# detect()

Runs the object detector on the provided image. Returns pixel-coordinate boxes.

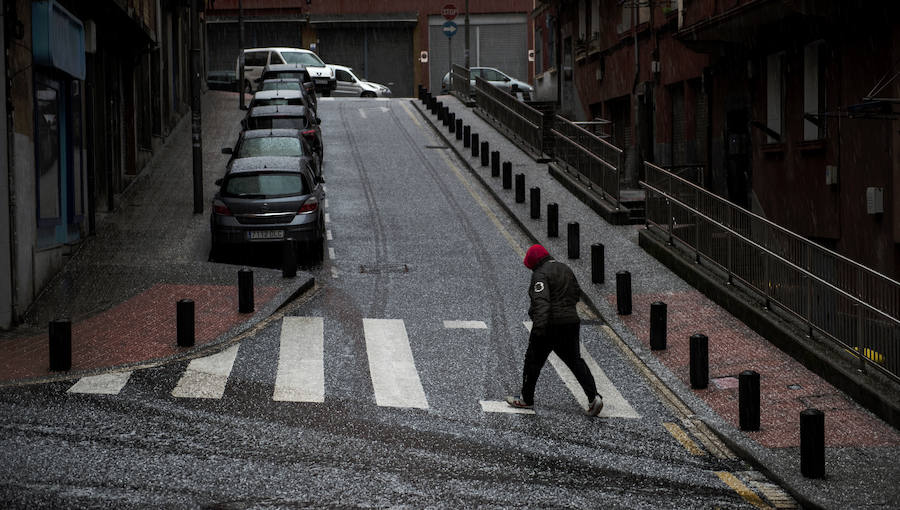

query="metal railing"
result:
[473,76,545,156]
[641,161,900,381]
[449,64,471,99]
[552,116,624,208]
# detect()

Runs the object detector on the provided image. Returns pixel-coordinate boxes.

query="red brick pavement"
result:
[0,284,278,383]
[610,290,900,448]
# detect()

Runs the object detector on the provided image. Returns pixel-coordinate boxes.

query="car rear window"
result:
[237,137,304,158]
[263,71,311,82]
[261,81,301,91]
[251,97,304,107]
[281,52,325,66]
[246,117,308,130]
[224,172,308,197]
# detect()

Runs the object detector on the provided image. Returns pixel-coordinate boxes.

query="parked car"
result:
[328,64,392,98]
[210,156,325,263]
[441,67,533,100]
[249,88,317,117]
[221,128,322,183]
[242,105,323,162]
[236,47,336,94]
[258,78,317,113]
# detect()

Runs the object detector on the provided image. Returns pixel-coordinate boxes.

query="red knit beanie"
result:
[524,244,550,269]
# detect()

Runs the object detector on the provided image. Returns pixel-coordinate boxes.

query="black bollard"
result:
[48,318,72,372]
[515,174,525,202]
[455,118,463,139]
[800,409,825,478]
[481,142,490,166]
[739,370,760,431]
[591,243,605,284]
[689,333,709,389]
[530,187,540,219]
[448,113,456,132]
[502,161,512,189]
[238,268,254,313]
[616,271,632,315]
[442,106,449,125]
[649,301,667,350]
[567,222,580,259]
[491,151,500,177]
[177,299,195,347]
[282,240,297,278]
[547,203,559,237]
[463,125,471,147]
[471,133,479,157]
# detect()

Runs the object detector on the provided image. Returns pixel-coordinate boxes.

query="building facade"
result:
[205,0,534,98]
[533,0,900,279]
[1,0,202,329]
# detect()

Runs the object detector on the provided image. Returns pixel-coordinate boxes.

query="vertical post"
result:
[502,162,512,189]
[471,133,479,157]
[800,409,825,478]
[282,240,297,278]
[547,203,559,237]
[616,271,632,315]
[515,174,525,202]
[455,118,463,139]
[481,142,489,166]
[464,125,471,147]
[190,0,203,214]
[464,0,470,69]
[567,222,580,259]
[48,319,72,372]
[690,333,709,389]
[530,187,540,219]
[591,243,605,284]
[649,301,667,350]
[739,370,760,431]
[238,0,245,109]
[491,151,500,177]
[177,299,195,347]
[238,268,254,313]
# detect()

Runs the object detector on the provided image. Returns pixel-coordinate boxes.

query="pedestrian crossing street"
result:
[66,317,640,418]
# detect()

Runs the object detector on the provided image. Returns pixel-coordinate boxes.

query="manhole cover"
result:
[359,263,409,274]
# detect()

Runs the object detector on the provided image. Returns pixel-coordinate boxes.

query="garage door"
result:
[427,14,528,94]
[206,20,305,80]
[317,27,415,98]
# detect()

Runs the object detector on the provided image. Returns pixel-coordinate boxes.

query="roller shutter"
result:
[206,20,305,79]
[317,27,414,97]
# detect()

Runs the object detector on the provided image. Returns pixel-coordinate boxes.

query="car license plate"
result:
[315,78,328,84]
[248,230,283,240]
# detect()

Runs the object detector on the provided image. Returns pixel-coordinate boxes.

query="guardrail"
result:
[449,64,471,101]
[552,116,624,209]
[473,76,547,158]
[641,161,900,381]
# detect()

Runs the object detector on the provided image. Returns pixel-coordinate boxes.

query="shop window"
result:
[35,76,61,223]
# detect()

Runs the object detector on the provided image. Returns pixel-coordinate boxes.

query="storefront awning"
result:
[32,0,85,80]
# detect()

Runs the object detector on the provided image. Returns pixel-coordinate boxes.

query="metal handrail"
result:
[473,76,544,154]
[552,115,623,208]
[450,64,470,99]
[641,161,900,381]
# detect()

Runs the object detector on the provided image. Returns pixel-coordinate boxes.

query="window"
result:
[535,29,543,74]
[238,137,304,158]
[803,41,826,141]
[579,1,587,40]
[224,172,308,197]
[620,1,650,32]
[244,51,267,67]
[766,52,784,143]
[336,70,354,82]
[281,51,325,66]
[591,0,601,39]
[36,77,61,222]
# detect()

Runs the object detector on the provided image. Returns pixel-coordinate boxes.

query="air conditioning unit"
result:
[866,187,884,214]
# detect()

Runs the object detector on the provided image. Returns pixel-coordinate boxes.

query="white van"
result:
[236,47,336,95]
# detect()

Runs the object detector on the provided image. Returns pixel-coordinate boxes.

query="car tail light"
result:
[298,196,318,214]
[213,200,232,216]
[301,129,317,138]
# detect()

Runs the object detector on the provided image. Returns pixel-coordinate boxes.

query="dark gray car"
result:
[222,128,323,182]
[242,105,324,162]
[210,156,325,262]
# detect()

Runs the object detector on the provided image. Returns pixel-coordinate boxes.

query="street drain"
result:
[359,263,410,274]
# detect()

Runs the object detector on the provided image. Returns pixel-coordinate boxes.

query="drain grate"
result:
[359,263,410,274]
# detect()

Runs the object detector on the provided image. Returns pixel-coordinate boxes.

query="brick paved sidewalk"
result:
[415,94,900,509]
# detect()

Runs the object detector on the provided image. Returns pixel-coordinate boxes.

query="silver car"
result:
[441,67,533,99]
[329,65,392,97]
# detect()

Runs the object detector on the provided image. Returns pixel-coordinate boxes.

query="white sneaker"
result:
[586,395,604,416]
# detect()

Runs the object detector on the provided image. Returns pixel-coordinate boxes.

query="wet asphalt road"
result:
[0,96,772,508]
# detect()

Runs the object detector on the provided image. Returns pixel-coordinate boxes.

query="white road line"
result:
[480,400,535,414]
[523,321,639,418]
[328,247,335,260]
[326,230,333,241]
[324,213,331,223]
[273,317,325,402]
[172,344,240,399]
[331,267,339,279]
[67,371,132,395]
[443,320,488,329]
[363,318,429,409]
[358,108,368,119]
[319,97,335,101]
[323,199,329,209]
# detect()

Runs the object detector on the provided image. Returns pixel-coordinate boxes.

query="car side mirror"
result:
[317,176,325,184]
[215,178,223,186]
[240,104,248,111]
[316,117,321,125]
[221,147,233,154]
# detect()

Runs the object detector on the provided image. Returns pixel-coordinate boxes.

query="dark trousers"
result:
[521,322,598,405]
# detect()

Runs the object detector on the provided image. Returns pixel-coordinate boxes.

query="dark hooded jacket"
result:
[528,255,581,332]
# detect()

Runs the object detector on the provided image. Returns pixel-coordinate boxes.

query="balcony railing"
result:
[641,161,900,382]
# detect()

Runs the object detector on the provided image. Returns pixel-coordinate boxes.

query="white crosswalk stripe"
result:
[68,371,132,395]
[172,344,240,399]
[363,318,429,409]
[522,321,639,418]
[274,317,325,402]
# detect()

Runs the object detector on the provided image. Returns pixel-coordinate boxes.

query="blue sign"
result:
[443,20,458,38]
